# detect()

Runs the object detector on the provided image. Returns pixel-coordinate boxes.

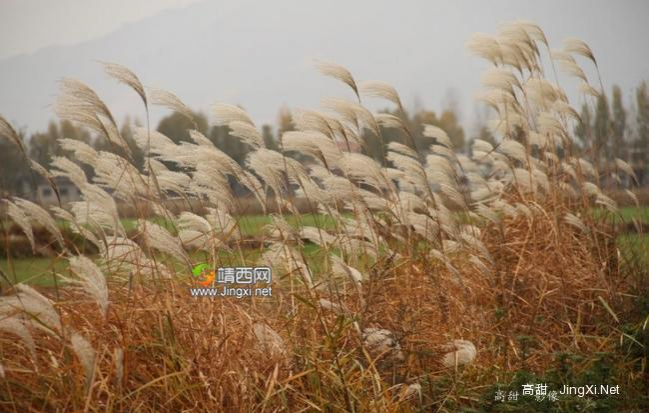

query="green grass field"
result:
[3,208,648,287]
[594,206,649,224]
[114,212,340,236]
[0,256,68,286]
[0,234,330,287]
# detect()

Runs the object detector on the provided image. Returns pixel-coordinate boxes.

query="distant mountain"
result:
[0,0,484,133]
[1,0,647,135]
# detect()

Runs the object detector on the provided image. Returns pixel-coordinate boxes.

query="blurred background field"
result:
[2,207,647,285]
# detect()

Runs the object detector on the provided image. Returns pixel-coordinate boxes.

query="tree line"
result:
[1,80,648,198]
[575,82,649,184]
[0,103,467,197]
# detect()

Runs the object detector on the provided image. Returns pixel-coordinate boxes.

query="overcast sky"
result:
[0,0,201,59]
[0,0,648,133]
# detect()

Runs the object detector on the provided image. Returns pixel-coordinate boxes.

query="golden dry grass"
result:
[0,20,647,413]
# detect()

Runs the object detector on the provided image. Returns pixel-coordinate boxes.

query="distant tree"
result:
[278,107,316,164]
[412,108,465,151]
[262,124,278,151]
[372,108,407,163]
[593,94,611,164]
[438,110,465,150]
[120,116,145,170]
[634,81,649,184]
[373,106,466,165]
[0,129,30,196]
[469,104,496,156]
[29,120,91,168]
[277,106,294,137]
[412,109,438,148]
[60,119,92,142]
[29,123,61,168]
[574,103,593,150]
[157,111,208,144]
[469,126,496,154]
[152,111,209,171]
[209,125,248,164]
[611,85,627,159]
[89,116,145,172]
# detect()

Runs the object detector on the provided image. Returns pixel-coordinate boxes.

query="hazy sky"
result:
[0,0,201,59]
[1,0,648,133]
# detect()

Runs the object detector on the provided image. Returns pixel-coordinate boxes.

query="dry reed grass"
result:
[0,20,645,412]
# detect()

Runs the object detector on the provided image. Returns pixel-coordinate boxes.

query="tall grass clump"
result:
[0,22,646,412]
